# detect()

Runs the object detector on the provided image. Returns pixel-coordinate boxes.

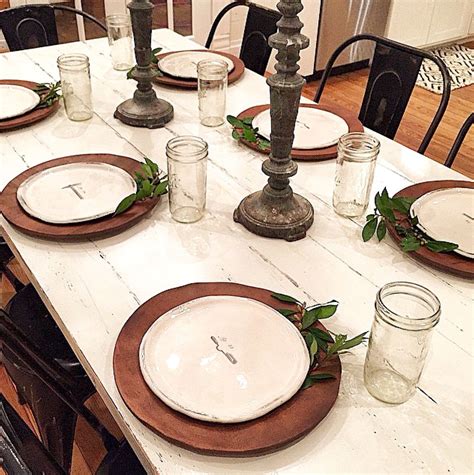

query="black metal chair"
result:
[0,285,119,473]
[95,440,146,475]
[0,4,106,52]
[0,395,145,474]
[0,238,24,294]
[445,113,473,168]
[205,0,281,76]
[314,34,451,154]
[0,394,65,474]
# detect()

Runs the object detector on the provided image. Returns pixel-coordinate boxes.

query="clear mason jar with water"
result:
[333,132,380,217]
[106,14,134,71]
[364,282,441,404]
[57,53,93,121]
[197,59,228,127]
[167,136,208,223]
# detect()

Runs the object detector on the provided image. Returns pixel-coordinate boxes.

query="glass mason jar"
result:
[364,282,441,404]
[333,132,380,217]
[197,59,228,127]
[106,14,134,71]
[57,53,93,121]
[166,136,208,223]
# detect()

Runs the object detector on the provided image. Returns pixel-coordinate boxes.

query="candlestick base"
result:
[114,96,173,129]
[234,186,314,242]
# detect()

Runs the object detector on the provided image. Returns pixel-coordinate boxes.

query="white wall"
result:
[104,0,128,16]
[469,0,474,34]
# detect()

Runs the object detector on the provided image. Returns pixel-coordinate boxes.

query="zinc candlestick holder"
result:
[233,0,314,242]
[114,0,173,129]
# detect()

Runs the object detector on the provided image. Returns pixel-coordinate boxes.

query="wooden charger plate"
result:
[114,282,341,457]
[153,50,245,89]
[236,103,364,161]
[387,180,474,279]
[0,80,60,132]
[0,154,160,241]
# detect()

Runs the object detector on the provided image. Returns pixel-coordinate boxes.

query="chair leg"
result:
[16,386,27,406]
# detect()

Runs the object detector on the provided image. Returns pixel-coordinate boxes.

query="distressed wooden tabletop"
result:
[0,30,472,474]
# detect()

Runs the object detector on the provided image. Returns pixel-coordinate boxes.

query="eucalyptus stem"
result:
[271,292,368,390]
[114,157,168,216]
[362,188,458,253]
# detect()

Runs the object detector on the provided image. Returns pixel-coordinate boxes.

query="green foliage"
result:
[301,373,335,389]
[271,292,301,304]
[114,157,168,216]
[362,187,458,253]
[271,293,368,390]
[226,115,271,151]
[34,81,62,108]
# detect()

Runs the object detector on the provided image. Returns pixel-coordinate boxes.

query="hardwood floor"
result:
[302,47,473,179]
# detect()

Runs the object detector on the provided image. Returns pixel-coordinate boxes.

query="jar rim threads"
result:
[375,281,441,331]
[337,132,380,162]
[57,53,90,71]
[166,136,209,163]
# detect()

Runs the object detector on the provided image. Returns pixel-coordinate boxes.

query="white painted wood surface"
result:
[0,30,472,474]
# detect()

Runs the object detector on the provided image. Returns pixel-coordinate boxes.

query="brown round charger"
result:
[0,80,60,132]
[387,180,474,279]
[236,102,364,161]
[113,282,341,457]
[153,50,245,89]
[0,154,161,240]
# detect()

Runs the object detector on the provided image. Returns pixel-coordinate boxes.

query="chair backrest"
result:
[445,112,473,168]
[205,1,281,76]
[0,394,65,474]
[0,5,58,51]
[314,34,451,154]
[0,4,106,52]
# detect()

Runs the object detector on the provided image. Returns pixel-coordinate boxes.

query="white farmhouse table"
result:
[0,30,472,474]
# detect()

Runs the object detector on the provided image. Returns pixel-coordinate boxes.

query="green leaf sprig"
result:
[126,47,164,80]
[34,81,62,108]
[114,157,168,216]
[227,115,271,151]
[272,292,368,390]
[362,187,458,253]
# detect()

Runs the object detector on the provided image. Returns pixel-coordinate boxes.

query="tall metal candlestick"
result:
[234,0,314,241]
[114,0,173,128]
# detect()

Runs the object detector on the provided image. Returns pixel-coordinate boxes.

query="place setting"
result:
[152,49,245,89]
[0,153,166,240]
[0,79,61,132]
[227,102,364,161]
[358,179,474,279]
[114,281,366,456]
[385,181,473,278]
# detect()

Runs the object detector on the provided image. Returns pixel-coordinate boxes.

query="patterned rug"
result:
[416,44,474,94]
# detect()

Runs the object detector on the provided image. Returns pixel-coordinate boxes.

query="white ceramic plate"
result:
[252,107,349,150]
[0,85,40,120]
[410,187,474,258]
[157,51,235,79]
[17,162,137,224]
[139,295,310,423]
